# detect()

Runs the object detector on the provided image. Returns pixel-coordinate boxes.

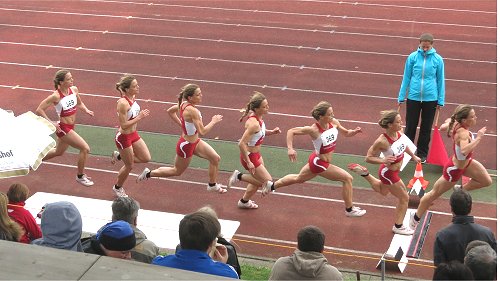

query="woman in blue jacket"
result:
[398,33,445,162]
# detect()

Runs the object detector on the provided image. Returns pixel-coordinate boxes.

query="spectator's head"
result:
[179,211,220,252]
[7,183,30,203]
[112,197,140,225]
[297,225,325,253]
[196,205,219,220]
[449,189,472,216]
[465,240,491,255]
[464,244,497,280]
[97,220,136,259]
[432,260,474,280]
[0,192,24,241]
[32,201,83,251]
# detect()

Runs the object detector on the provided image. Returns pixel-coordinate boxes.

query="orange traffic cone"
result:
[407,162,429,190]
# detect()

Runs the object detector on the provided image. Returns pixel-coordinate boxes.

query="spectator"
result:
[398,33,445,162]
[0,192,24,242]
[176,206,242,277]
[433,189,496,265]
[269,225,343,280]
[111,197,160,263]
[432,260,473,280]
[6,183,42,243]
[153,211,238,279]
[464,243,497,280]
[83,220,136,260]
[31,201,83,252]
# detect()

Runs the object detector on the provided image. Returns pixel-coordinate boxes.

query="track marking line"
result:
[43,161,497,221]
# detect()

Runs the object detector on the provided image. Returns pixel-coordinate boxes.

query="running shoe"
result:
[113,186,128,197]
[76,174,94,187]
[137,167,150,183]
[207,183,227,193]
[227,170,239,188]
[111,151,120,165]
[345,206,366,217]
[409,211,419,230]
[237,200,258,209]
[347,163,369,176]
[392,225,415,236]
[261,180,274,197]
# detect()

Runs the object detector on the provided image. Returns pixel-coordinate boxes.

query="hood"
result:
[291,250,329,278]
[32,201,83,252]
[417,46,436,56]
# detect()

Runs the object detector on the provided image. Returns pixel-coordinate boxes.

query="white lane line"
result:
[0,7,496,35]
[0,61,496,109]
[297,0,495,14]
[43,161,497,221]
[0,24,494,64]
[1,41,495,84]
[77,0,496,29]
[6,82,499,136]
[0,78,497,114]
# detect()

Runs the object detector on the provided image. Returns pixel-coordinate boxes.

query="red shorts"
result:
[176,137,200,158]
[115,131,141,150]
[308,152,329,174]
[378,165,401,185]
[56,122,75,138]
[443,157,472,182]
[240,152,262,171]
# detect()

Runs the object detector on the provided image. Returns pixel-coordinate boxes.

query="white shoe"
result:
[111,151,120,165]
[113,186,128,197]
[237,199,258,209]
[409,211,419,230]
[76,174,94,186]
[207,183,227,194]
[392,225,415,235]
[137,167,150,183]
[227,170,239,188]
[345,206,366,217]
[261,180,274,197]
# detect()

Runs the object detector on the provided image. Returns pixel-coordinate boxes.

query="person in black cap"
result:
[82,220,136,260]
[397,32,445,163]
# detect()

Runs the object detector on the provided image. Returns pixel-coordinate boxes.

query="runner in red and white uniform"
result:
[262,101,366,217]
[226,92,281,209]
[36,69,95,187]
[111,75,151,197]
[348,110,420,235]
[136,84,226,193]
[409,104,491,230]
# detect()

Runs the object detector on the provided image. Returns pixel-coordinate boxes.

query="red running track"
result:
[0,1,497,279]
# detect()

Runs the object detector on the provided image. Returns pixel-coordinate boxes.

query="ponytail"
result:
[239,92,266,122]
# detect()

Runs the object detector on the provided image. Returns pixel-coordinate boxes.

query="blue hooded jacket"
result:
[398,47,445,106]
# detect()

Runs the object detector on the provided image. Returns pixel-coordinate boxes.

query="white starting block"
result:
[376,210,414,273]
[25,192,240,250]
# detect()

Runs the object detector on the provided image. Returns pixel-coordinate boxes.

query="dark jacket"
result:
[433,215,496,265]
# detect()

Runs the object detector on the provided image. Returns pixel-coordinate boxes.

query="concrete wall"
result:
[0,240,231,280]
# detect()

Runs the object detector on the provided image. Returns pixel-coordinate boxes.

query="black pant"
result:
[404,99,438,158]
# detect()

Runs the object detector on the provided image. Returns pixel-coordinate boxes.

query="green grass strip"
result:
[71,125,497,204]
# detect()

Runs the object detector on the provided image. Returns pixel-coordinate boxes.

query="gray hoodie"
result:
[269,250,343,280]
[31,201,83,252]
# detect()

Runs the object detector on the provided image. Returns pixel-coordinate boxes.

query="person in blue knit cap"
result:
[82,220,136,260]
